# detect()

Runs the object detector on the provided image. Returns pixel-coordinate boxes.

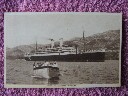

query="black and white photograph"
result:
[4,12,122,88]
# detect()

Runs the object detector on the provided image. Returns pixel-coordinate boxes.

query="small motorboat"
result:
[32,61,60,79]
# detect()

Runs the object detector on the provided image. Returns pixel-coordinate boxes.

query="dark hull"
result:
[25,52,105,62]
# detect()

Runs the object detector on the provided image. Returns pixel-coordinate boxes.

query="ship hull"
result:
[33,66,59,79]
[25,52,105,62]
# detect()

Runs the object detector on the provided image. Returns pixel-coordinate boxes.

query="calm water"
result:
[6,59,119,85]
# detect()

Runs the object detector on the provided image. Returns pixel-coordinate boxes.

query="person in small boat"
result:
[44,61,50,66]
[33,62,43,68]
[33,62,36,68]
[53,61,58,67]
[38,62,42,67]
[35,62,41,67]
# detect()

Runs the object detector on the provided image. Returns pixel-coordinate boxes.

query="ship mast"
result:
[83,31,85,52]
[36,41,37,52]
[49,39,54,48]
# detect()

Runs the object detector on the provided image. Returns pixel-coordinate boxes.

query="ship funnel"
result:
[49,39,54,48]
[59,38,63,48]
[36,41,37,52]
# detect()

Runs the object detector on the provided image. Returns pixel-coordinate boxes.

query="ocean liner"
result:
[24,32,105,62]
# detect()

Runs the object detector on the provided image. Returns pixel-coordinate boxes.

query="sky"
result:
[5,13,121,48]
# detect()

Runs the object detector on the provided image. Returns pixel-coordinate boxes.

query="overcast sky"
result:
[5,13,121,48]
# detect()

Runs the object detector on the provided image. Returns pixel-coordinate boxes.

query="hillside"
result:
[65,30,120,51]
[6,30,120,60]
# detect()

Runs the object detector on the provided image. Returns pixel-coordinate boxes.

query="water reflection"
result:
[32,77,59,85]
[48,77,59,85]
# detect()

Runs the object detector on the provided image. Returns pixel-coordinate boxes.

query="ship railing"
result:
[83,49,106,53]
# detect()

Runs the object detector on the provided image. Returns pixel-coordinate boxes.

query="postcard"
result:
[4,12,122,88]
